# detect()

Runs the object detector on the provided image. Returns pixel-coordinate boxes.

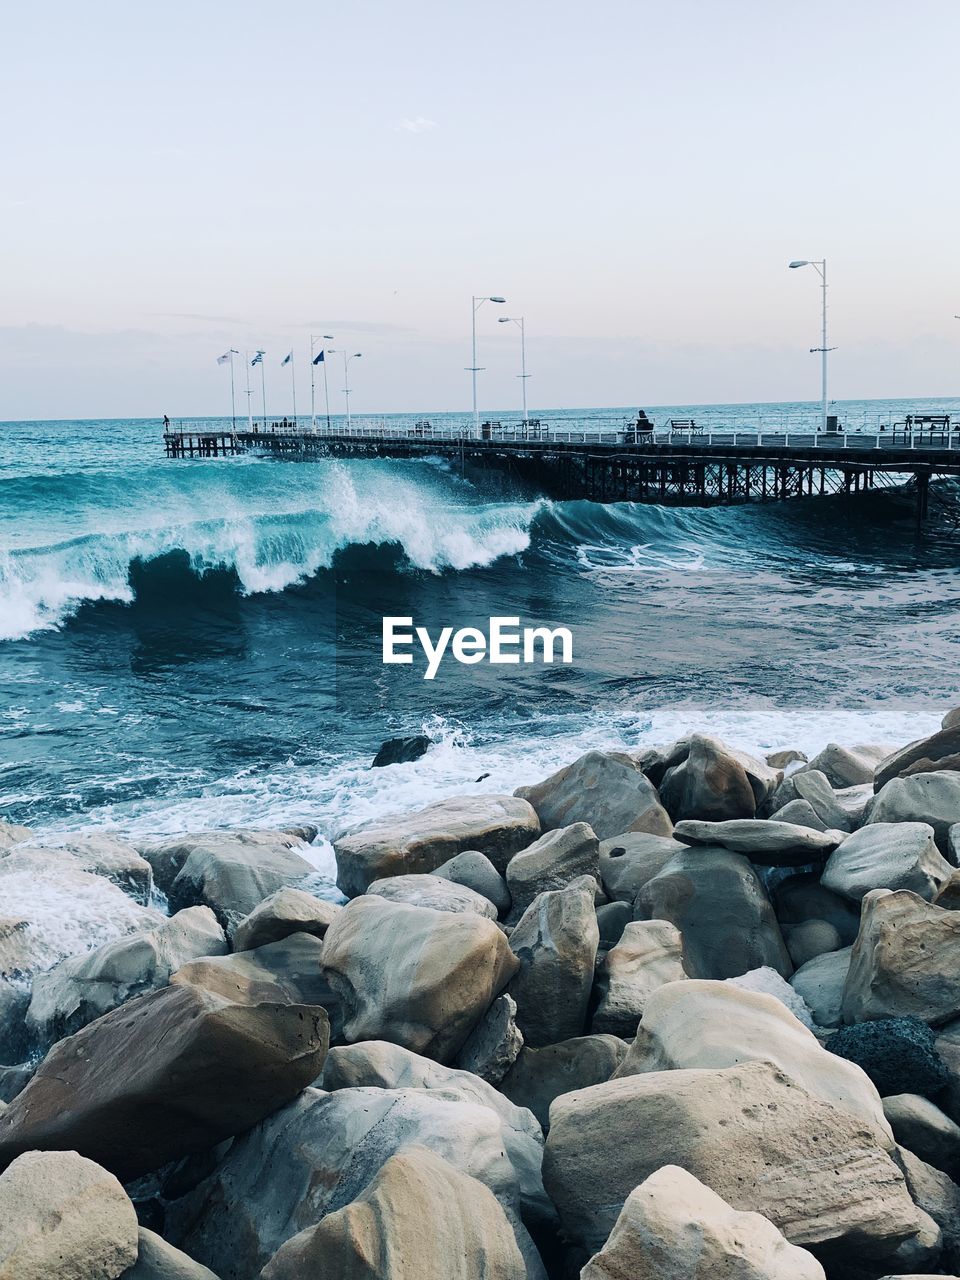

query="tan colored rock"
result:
[52,832,154,904]
[591,920,686,1037]
[842,890,960,1026]
[806,742,890,788]
[542,1060,924,1260]
[580,1164,825,1279]
[171,932,333,1011]
[766,749,808,771]
[123,1227,221,1278]
[659,735,778,823]
[0,1149,138,1280]
[515,751,671,842]
[865,772,960,853]
[875,726,960,790]
[334,795,540,897]
[321,895,518,1061]
[822,823,952,903]
[499,1035,628,1131]
[673,817,840,865]
[505,822,599,921]
[260,1146,531,1280]
[365,871,497,917]
[232,887,339,951]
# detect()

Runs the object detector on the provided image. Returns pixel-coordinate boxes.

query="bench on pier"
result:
[670,419,700,433]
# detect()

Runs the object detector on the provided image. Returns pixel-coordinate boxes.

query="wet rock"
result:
[0,1062,34,1104]
[51,832,155,905]
[636,846,792,979]
[504,822,599,922]
[785,919,842,968]
[0,981,329,1181]
[123,1227,221,1278]
[865,772,960,854]
[805,742,891,789]
[507,879,599,1048]
[515,751,672,841]
[0,1149,138,1280]
[673,817,841,865]
[434,850,511,916]
[580,1163,826,1280]
[883,1093,960,1174]
[365,871,498,917]
[659,734,779,823]
[766,748,809,771]
[790,946,852,1028]
[822,822,952,903]
[875,726,960,790]
[455,993,523,1084]
[171,932,333,1012]
[499,1034,628,1131]
[591,919,686,1037]
[826,1016,950,1098]
[232,887,339,951]
[321,895,518,1061]
[598,832,685,903]
[334,795,540,897]
[371,733,431,767]
[259,1146,531,1280]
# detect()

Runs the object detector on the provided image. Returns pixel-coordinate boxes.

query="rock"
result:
[790,946,852,1029]
[591,920,686,1037]
[0,1062,33,1103]
[53,833,154,904]
[883,1093,960,1174]
[595,900,631,946]
[515,750,672,841]
[504,822,599,921]
[659,734,779,823]
[123,1227,221,1278]
[0,981,329,1181]
[822,823,952,903]
[875,726,960,790]
[165,1086,543,1280]
[615,980,890,1139]
[320,1039,548,1224]
[25,906,227,1044]
[673,817,840,865]
[767,748,809,771]
[0,820,31,851]
[826,1017,950,1098]
[767,770,858,832]
[259,1146,530,1280]
[143,830,317,936]
[365,871,497,917]
[769,798,832,832]
[0,977,30,1062]
[636,847,792,979]
[895,1145,960,1260]
[786,919,842,967]
[772,871,861,944]
[598,832,686,902]
[434,850,511,916]
[499,1035,628,1131]
[371,733,431,767]
[865,772,960,854]
[542,1060,924,1261]
[580,1163,826,1280]
[455,993,523,1084]
[726,966,817,1029]
[232,888,339,951]
[842,890,960,1025]
[805,742,891,789]
[334,795,540,897]
[935,869,960,909]
[507,879,599,1048]
[321,895,518,1061]
[171,932,334,1013]
[0,1149,138,1280]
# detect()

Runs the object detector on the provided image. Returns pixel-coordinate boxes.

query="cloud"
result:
[300,320,416,336]
[155,312,253,325]
[392,116,438,134]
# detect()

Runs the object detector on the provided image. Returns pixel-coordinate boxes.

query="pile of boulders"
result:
[6,718,960,1277]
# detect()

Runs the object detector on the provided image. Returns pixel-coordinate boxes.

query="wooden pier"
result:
[163,421,960,524]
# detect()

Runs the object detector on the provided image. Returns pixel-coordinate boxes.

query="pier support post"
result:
[916,470,930,531]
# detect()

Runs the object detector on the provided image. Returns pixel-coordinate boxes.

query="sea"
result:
[3,397,960,896]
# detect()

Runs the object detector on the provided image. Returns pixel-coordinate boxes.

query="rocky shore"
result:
[6,717,960,1277]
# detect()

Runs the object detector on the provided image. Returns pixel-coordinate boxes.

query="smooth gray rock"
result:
[770,798,831,832]
[499,1034,628,1131]
[790,946,852,1029]
[505,822,599,921]
[598,832,686,903]
[823,822,952,903]
[767,769,857,832]
[875,726,960,791]
[434,850,511,916]
[232,887,340,951]
[591,919,686,1037]
[866,772,960,854]
[515,751,672,841]
[785,918,842,968]
[884,1093,960,1175]
[455,993,523,1084]
[805,742,891,789]
[595,900,632,946]
[365,872,498,917]
[673,817,841,866]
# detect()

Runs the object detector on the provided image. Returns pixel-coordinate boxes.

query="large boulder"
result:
[658,735,779,823]
[842,890,960,1026]
[542,1060,925,1262]
[580,1163,826,1280]
[433,850,511,917]
[505,822,599,921]
[171,932,333,1011]
[320,895,518,1061]
[805,742,890,789]
[0,1149,138,1280]
[124,1227,221,1278]
[823,823,953,903]
[371,733,431,767]
[591,920,686,1037]
[507,879,599,1048]
[232,887,339,951]
[790,946,852,1029]
[768,769,861,832]
[598,833,686,903]
[25,906,226,1044]
[883,1093,960,1175]
[636,847,792,979]
[365,872,498,917]
[826,1017,950,1099]
[320,1039,548,1224]
[455,993,523,1084]
[165,1086,544,1280]
[615,979,891,1140]
[50,832,154,904]
[785,919,842,968]
[0,982,329,1181]
[672,818,840,866]
[142,830,317,936]
[334,796,540,897]
[499,1034,628,1131]
[875,726,960,791]
[865,772,960,854]
[259,1146,531,1280]
[515,751,671,841]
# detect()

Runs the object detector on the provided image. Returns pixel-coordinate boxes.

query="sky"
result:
[2,0,959,420]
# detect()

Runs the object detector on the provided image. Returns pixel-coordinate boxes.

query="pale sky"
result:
[2,0,959,419]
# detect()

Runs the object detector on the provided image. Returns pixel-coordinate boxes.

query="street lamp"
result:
[498,316,529,423]
[310,333,335,430]
[468,295,506,435]
[789,259,834,434]
[330,351,362,428]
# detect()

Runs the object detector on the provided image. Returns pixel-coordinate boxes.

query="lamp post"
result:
[789,259,834,434]
[331,351,362,428]
[310,333,335,430]
[468,295,506,435]
[498,316,529,423]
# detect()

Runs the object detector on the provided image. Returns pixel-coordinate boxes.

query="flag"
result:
[251,351,263,366]
[217,352,231,365]
[312,350,325,365]
[281,351,293,366]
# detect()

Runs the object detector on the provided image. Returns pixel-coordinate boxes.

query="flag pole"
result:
[245,350,253,430]
[229,349,238,430]
[259,354,267,429]
[290,352,297,425]
[323,349,332,430]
